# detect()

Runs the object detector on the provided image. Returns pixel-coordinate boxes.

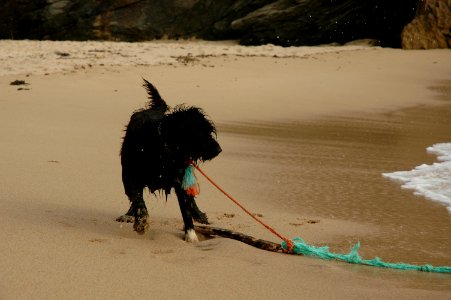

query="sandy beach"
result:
[0,40,450,299]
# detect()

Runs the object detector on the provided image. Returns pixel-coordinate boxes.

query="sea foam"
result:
[383,143,451,214]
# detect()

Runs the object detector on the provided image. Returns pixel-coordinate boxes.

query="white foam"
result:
[383,143,451,214]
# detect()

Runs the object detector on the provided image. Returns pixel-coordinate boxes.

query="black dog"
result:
[116,79,221,242]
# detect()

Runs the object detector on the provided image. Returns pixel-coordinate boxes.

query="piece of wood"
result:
[194,225,282,252]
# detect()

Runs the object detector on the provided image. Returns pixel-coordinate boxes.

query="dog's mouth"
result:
[188,148,221,165]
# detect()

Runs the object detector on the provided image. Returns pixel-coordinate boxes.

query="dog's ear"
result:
[142,78,169,112]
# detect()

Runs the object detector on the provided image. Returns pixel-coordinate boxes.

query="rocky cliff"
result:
[0,0,422,47]
[401,0,451,49]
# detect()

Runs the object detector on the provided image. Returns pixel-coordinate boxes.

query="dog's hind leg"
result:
[119,185,149,234]
[188,197,209,224]
[175,187,198,242]
[130,189,149,234]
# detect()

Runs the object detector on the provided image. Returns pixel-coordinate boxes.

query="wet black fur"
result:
[117,79,221,240]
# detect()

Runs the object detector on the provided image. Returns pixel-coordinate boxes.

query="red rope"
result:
[190,162,295,253]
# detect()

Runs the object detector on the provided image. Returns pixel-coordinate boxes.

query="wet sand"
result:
[1,43,450,298]
[220,104,451,266]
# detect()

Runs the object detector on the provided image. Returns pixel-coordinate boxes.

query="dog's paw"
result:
[133,219,149,235]
[133,208,149,235]
[116,214,135,223]
[184,229,199,243]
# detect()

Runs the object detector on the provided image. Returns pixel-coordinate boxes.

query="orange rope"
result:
[190,162,295,253]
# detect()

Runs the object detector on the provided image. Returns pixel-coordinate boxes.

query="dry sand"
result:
[0,40,450,299]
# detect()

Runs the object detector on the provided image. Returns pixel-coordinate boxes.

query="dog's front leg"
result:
[175,187,198,242]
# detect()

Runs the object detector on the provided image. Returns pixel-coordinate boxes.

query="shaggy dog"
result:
[116,79,221,242]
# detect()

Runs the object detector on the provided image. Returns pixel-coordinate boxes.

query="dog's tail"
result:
[142,78,168,112]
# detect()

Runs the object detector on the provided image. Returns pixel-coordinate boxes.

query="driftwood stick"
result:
[194,225,282,252]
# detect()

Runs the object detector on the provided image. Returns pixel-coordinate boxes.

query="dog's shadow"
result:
[7,199,149,239]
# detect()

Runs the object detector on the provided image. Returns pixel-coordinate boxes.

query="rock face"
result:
[0,0,419,47]
[401,0,451,49]
[231,0,419,47]
[0,0,262,41]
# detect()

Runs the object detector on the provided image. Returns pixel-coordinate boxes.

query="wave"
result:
[383,143,451,214]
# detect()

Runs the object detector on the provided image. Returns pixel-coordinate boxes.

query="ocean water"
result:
[383,143,451,214]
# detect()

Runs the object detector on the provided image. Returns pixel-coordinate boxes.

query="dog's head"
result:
[160,105,221,163]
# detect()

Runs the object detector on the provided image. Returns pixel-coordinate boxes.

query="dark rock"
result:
[0,0,419,47]
[401,0,451,49]
[232,0,419,47]
[0,0,48,39]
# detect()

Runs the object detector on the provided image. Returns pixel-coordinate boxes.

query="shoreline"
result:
[1,43,451,298]
[217,103,451,264]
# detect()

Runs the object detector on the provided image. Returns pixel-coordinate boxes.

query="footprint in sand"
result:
[217,213,235,220]
[289,219,320,226]
[88,238,107,243]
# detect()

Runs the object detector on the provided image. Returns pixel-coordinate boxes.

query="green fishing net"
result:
[282,237,451,273]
